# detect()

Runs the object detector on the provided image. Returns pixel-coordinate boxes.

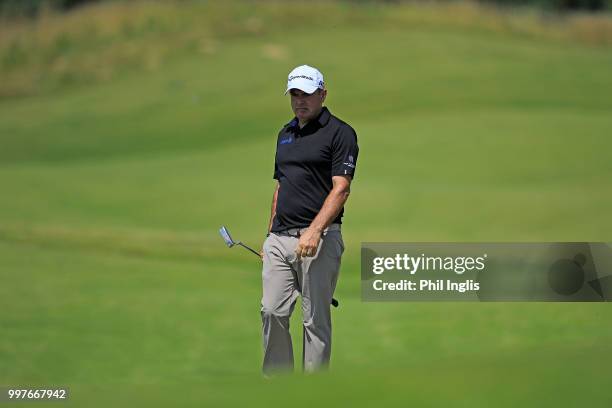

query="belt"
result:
[274,223,341,238]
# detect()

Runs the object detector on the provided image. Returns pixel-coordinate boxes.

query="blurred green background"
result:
[1,1,612,407]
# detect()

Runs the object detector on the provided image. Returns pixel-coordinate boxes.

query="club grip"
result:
[331,298,339,308]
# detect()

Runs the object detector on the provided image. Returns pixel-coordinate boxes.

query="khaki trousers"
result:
[261,224,344,374]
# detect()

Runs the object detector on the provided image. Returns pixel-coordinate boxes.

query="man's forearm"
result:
[309,186,350,233]
[267,184,279,233]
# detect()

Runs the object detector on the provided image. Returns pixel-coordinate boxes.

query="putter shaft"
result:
[238,242,261,258]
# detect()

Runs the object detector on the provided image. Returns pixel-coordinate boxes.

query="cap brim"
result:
[284,78,318,95]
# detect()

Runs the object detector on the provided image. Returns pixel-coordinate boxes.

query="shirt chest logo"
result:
[280,136,293,145]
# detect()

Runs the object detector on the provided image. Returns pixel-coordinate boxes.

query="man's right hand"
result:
[261,231,271,260]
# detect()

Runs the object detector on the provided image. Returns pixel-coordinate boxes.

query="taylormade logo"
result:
[289,75,314,81]
[372,254,487,275]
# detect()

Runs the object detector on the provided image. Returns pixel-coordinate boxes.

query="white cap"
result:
[284,65,325,95]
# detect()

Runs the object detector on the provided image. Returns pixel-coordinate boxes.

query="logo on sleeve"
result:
[280,136,293,145]
[343,155,355,168]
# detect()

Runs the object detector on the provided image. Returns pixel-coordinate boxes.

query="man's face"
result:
[290,88,327,123]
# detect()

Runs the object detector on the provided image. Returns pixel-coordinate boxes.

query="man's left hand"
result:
[295,227,322,258]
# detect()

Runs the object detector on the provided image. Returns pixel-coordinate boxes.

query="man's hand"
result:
[294,175,351,259]
[260,238,267,261]
[295,227,322,258]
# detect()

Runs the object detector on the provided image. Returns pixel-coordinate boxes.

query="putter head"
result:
[219,226,236,248]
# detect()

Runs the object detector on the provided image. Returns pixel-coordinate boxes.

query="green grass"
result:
[1,1,612,407]
[2,0,612,99]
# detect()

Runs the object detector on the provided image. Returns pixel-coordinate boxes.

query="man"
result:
[260,64,359,375]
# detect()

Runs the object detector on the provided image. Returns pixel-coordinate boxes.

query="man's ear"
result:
[320,89,327,103]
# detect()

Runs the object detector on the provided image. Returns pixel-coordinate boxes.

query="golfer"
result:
[260,64,359,375]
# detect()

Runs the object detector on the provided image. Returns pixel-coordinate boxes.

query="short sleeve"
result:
[273,159,280,180]
[331,125,359,179]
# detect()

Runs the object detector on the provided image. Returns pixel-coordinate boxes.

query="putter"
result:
[219,225,260,257]
[219,226,339,308]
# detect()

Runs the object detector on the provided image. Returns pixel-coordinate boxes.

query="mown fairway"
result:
[1,2,612,407]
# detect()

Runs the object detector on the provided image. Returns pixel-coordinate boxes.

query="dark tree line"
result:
[1,0,610,18]
[479,0,611,11]
[0,0,99,17]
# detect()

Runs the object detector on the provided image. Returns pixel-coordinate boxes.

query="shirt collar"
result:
[286,107,331,129]
[317,107,331,126]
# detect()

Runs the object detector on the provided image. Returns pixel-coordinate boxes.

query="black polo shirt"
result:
[271,107,359,232]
